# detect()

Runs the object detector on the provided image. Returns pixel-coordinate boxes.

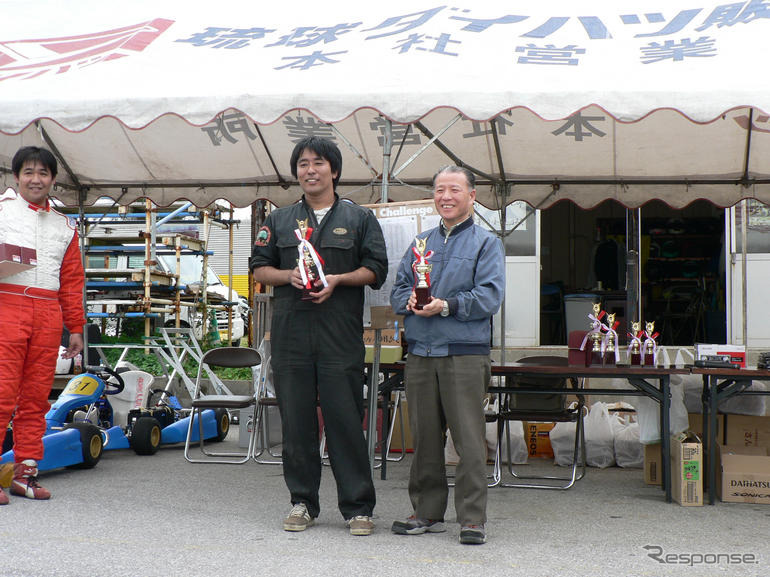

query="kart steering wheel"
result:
[85,365,125,395]
[146,388,173,408]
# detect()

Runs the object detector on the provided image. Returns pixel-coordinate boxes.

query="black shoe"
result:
[391,515,446,535]
[459,524,486,545]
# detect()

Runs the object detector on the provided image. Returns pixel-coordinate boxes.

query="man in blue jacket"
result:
[390,165,504,545]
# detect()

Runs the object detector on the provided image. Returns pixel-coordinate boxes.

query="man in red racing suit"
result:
[0,146,85,504]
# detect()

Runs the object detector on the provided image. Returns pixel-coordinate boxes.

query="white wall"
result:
[493,256,539,348]
[729,254,770,348]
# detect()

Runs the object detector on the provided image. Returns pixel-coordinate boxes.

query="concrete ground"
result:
[1,434,767,577]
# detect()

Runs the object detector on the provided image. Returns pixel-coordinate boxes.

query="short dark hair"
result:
[12,146,58,178]
[290,137,342,190]
[433,165,475,189]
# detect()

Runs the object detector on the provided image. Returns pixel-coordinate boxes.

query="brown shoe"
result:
[10,460,51,500]
[347,515,374,536]
[0,489,8,506]
[283,503,315,532]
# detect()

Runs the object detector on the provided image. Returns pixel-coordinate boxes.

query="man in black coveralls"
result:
[250,137,387,536]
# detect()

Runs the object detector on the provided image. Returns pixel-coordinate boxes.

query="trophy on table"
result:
[294,218,327,301]
[588,302,605,366]
[628,321,643,366]
[603,312,618,366]
[643,320,658,366]
[412,237,434,310]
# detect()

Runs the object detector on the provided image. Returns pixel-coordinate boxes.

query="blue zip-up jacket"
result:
[390,217,505,357]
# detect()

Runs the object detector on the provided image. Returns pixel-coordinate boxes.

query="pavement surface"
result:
[1,433,768,577]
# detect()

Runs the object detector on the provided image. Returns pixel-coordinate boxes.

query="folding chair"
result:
[494,356,586,489]
[374,389,406,469]
[184,346,261,464]
[252,363,283,465]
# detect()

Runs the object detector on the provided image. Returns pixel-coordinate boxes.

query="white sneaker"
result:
[347,515,374,536]
[283,503,314,532]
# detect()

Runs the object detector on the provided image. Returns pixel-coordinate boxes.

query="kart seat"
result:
[110,370,155,427]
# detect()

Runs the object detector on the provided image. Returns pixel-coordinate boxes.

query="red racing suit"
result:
[0,190,85,462]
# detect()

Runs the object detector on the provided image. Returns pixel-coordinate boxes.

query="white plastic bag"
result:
[683,373,767,416]
[445,397,498,465]
[720,381,767,416]
[584,401,617,468]
[484,397,499,460]
[548,402,582,467]
[445,426,497,465]
[636,382,689,444]
[614,420,644,468]
[55,346,73,374]
[499,420,528,465]
[682,375,703,413]
[445,429,460,465]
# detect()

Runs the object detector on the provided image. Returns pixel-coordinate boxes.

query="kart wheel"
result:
[131,417,162,455]
[214,408,230,442]
[65,422,103,469]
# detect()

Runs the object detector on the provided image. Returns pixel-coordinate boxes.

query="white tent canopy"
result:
[2,0,770,209]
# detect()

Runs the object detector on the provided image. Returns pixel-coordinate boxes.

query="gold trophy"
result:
[604,312,617,366]
[629,321,642,366]
[643,321,657,366]
[412,237,434,310]
[589,302,604,366]
[295,219,326,301]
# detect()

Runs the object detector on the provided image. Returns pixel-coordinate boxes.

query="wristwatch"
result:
[440,299,450,317]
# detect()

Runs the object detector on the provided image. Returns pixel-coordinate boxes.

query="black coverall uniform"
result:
[249,195,387,520]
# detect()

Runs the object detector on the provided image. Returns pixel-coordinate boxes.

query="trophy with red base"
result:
[643,321,659,366]
[295,219,327,301]
[412,237,434,310]
[603,312,620,366]
[628,321,643,366]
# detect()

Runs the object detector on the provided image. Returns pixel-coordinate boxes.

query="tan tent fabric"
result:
[2,1,769,209]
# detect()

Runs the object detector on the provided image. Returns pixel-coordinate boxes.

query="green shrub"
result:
[98,334,252,380]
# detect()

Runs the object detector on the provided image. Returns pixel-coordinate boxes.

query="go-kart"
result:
[62,365,229,456]
[1,366,229,471]
[104,366,230,455]
[0,368,116,471]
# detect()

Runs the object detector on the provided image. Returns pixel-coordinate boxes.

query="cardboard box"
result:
[369,305,404,330]
[671,431,703,506]
[688,412,725,444]
[717,445,770,504]
[364,345,403,364]
[644,443,662,485]
[363,328,401,347]
[725,415,770,448]
[524,422,555,459]
[389,399,412,453]
[695,343,746,368]
[0,242,34,278]
[644,413,724,486]
[363,328,404,363]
